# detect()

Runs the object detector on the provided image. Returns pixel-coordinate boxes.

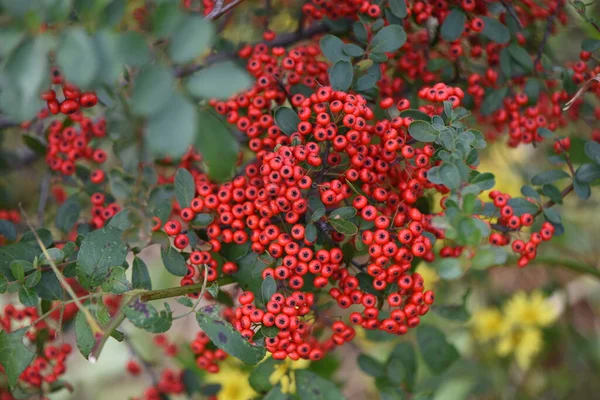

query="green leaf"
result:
[55,196,81,233]
[186,61,254,100]
[168,16,215,63]
[152,1,185,37]
[22,134,46,154]
[582,38,600,52]
[249,357,281,393]
[330,206,357,220]
[196,306,266,364]
[0,328,35,387]
[441,10,466,42]
[521,185,541,201]
[261,275,277,303]
[264,385,290,400]
[471,172,495,191]
[481,17,510,44]
[408,120,437,142]
[76,227,128,288]
[161,246,187,276]
[309,196,326,222]
[1,36,48,121]
[190,213,214,228]
[296,370,345,400]
[542,184,563,204]
[508,198,539,216]
[24,269,41,288]
[417,324,460,374]
[508,44,533,72]
[0,275,7,294]
[400,109,433,122]
[531,169,570,185]
[118,31,150,67]
[75,309,96,358]
[329,219,358,236]
[524,79,541,104]
[432,304,470,322]
[481,87,509,116]
[542,207,561,224]
[353,22,368,44]
[197,110,239,182]
[56,28,98,87]
[124,300,173,333]
[33,271,62,300]
[575,163,600,183]
[585,141,600,164]
[574,180,591,200]
[343,43,364,57]
[146,91,198,159]
[388,343,416,390]
[18,286,37,306]
[471,246,507,270]
[358,354,385,378]
[132,256,152,290]
[388,0,408,18]
[274,107,300,136]
[101,266,131,294]
[320,34,349,63]
[0,220,16,241]
[175,168,195,209]
[440,163,461,190]
[305,223,317,242]
[329,60,353,91]
[370,24,407,54]
[435,257,462,280]
[107,210,134,231]
[131,64,174,116]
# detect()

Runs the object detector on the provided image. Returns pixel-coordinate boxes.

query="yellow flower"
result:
[503,291,558,329]
[471,307,504,342]
[415,263,439,289]
[269,358,311,394]
[205,364,256,400]
[496,327,543,370]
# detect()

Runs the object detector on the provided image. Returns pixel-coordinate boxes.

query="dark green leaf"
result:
[320,35,349,63]
[389,343,416,391]
[543,208,561,224]
[358,354,385,378]
[329,219,358,236]
[101,266,131,294]
[274,107,300,136]
[508,197,538,216]
[481,17,510,44]
[440,163,461,190]
[146,92,198,159]
[508,45,533,72]
[329,60,353,91]
[22,134,46,154]
[169,16,214,63]
[417,324,460,374]
[305,223,317,242]
[190,213,214,228]
[132,256,152,290]
[131,64,174,116]
[55,196,81,233]
[575,163,600,183]
[261,275,277,304]
[77,227,128,288]
[18,286,37,306]
[296,369,345,400]
[56,28,98,87]
[186,61,254,100]
[531,169,570,185]
[124,300,173,333]
[574,180,591,200]
[197,110,239,182]
[408,120,437,142]
[342,43,364,57]
[584,141,600,164]
[542,184,563,204]
[481,87,508,116]
[389,0,408,18]
[249,357,281,393]
[582,38,600,52]
[161,246,187,276]
[0,220,16,241]
[370,25,407,53]
[330,206,357,220]
[196,306,266,364]
[441,10,466,42]
[521,185,541,201]
[175,168,195,209]
[0,328,35,387]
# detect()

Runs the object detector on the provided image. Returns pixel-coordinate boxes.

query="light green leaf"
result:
[186,61,254,100]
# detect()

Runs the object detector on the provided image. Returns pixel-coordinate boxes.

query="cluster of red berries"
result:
[133,369,185,400]
[89,192,122,230]
[158,86,443,359]
[41,70,98,115]
[0,305,71,388]
[486,191,555,267]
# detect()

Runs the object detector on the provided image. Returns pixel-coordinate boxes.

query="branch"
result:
[206,0,246,20]
[500,0,524,29]
[535,7,558,65]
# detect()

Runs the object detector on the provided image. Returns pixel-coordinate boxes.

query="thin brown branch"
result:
[500,0,524,29]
